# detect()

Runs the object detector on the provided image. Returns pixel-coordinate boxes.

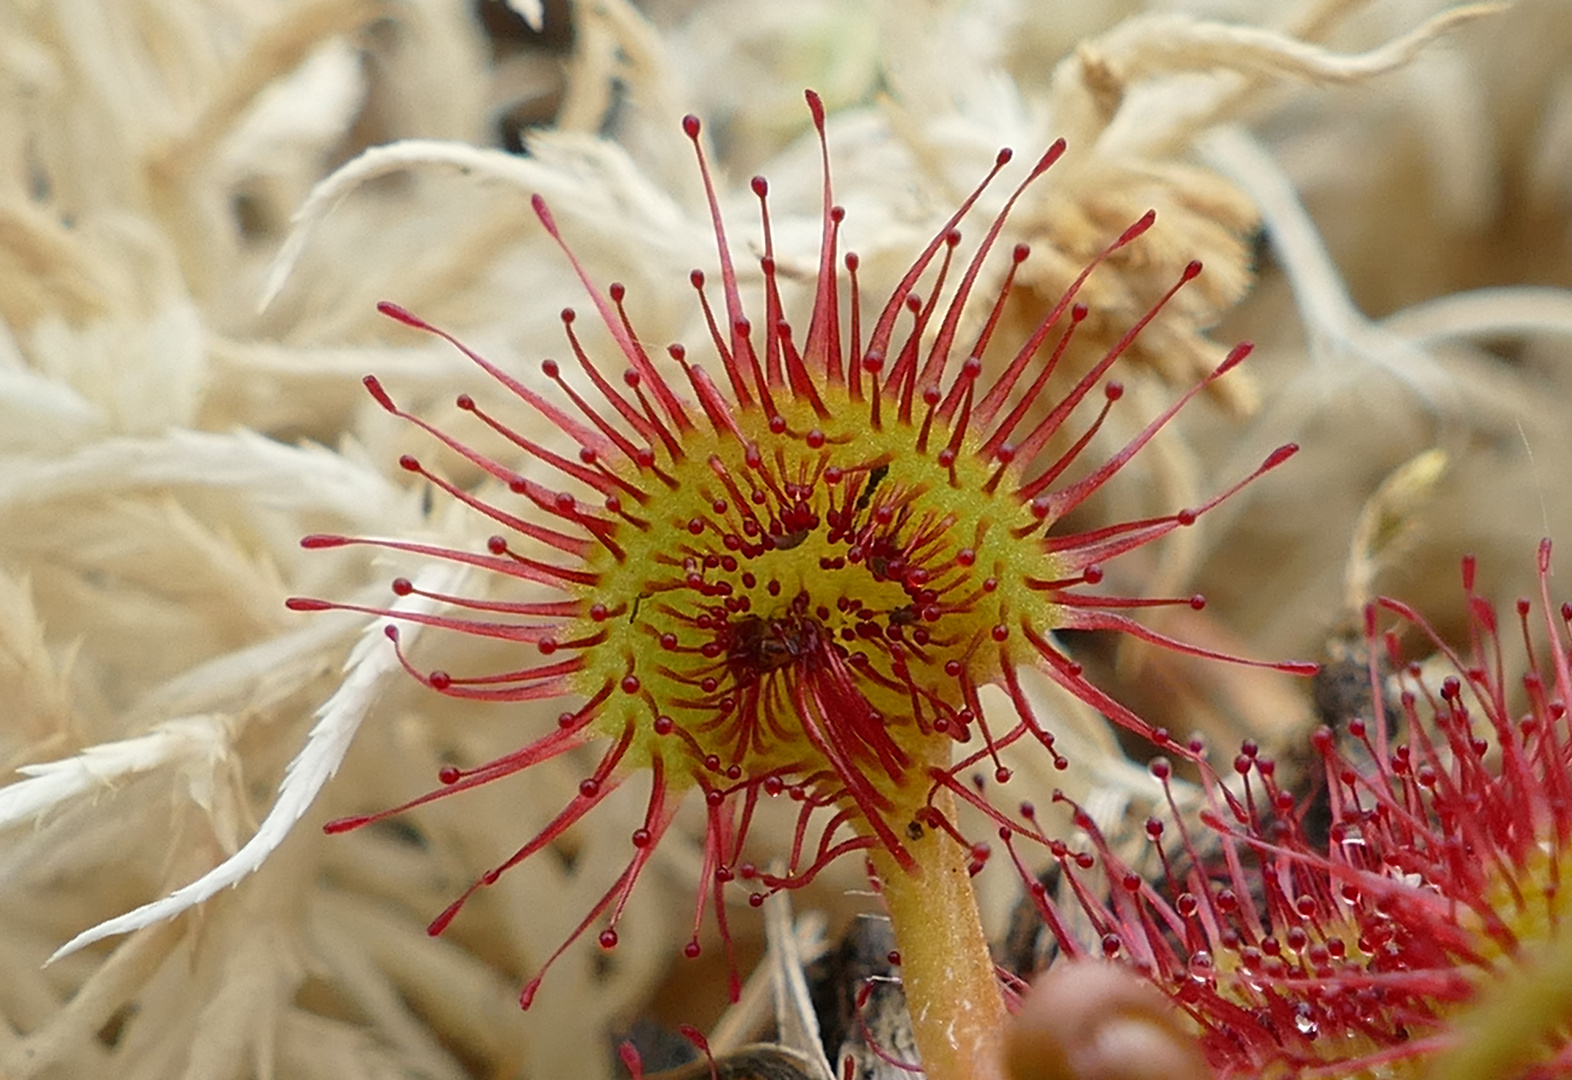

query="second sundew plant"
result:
[1038,542,1572,1079]
[290,91,1315,1080]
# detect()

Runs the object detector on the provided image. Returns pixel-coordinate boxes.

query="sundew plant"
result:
[289,92,1314,1080]
[1039,542,1572,1079]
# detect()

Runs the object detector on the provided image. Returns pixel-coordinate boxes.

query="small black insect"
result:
[727,613,825,684]
[854,463,890,513]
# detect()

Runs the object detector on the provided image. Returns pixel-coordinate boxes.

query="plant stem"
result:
[872,787,1009,1080]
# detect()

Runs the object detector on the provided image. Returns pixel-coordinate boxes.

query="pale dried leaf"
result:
[764,892,834,1080]
[0,715,231,831]
[1380,286,1572,346]
[0,429,401,524]
[1199,124,1462,412]
[0,570,76,753]
[0,365,105,451]
[47,564,465,963]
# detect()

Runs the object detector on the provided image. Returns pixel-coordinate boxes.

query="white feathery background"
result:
[1,1,1569,1078]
